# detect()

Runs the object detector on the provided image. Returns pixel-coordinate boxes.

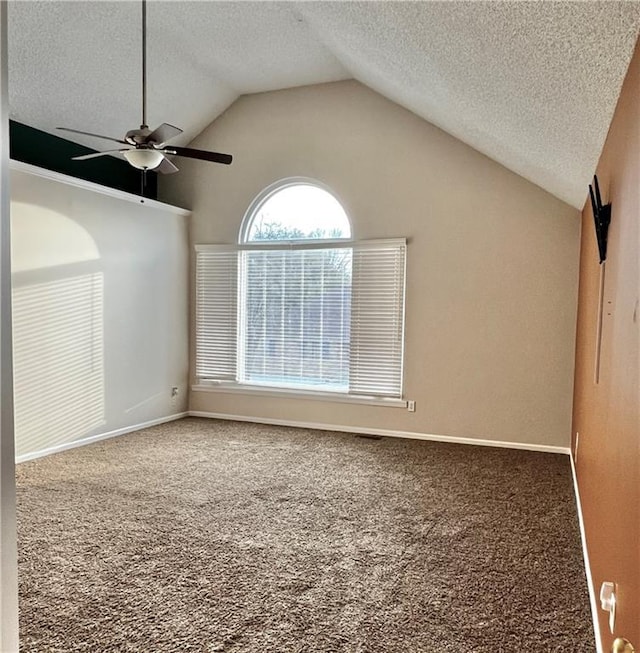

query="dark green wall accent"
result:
[10,120,158,199]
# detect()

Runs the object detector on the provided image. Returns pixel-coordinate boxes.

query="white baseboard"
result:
[15,412,189,464]
[187,411,571,455]
[17,410,570,463]
[570,454,603,653]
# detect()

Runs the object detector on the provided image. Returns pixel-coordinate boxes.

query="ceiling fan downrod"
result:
[141,0,147,129]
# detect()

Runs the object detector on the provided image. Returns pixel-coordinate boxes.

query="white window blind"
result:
[195,239,406,399]
[240,247,351,391]
[195,246,238,380]
[349,241,406,397]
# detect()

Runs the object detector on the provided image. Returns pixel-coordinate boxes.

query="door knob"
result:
[612,638,635,653]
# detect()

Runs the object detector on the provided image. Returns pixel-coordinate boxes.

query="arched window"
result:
[240,180,351,243]
[240,180,352,391]
[195,179,407,400]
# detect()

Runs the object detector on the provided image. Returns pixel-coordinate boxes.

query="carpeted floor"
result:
[17,417,593,652]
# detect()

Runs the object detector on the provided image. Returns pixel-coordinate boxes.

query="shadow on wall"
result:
[11,202,105,458]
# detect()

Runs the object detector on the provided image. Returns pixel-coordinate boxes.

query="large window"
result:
[195,179,406,400]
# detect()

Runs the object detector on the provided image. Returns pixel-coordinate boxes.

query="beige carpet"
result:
[17,417,593,652]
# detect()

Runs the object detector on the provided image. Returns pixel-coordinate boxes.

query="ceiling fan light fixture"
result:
[123,148,164,170]
[58,0,232,176]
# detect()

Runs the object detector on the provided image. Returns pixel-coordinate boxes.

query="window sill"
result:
[191,383,407,409]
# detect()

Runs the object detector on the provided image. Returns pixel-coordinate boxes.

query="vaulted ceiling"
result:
[8,1,640,208]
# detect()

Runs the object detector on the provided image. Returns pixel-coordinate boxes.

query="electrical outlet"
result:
[407,400,416,412]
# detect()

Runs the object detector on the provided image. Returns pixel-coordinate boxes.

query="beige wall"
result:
[162,80,580,447]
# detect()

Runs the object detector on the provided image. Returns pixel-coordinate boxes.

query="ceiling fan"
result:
[57,0,232,174]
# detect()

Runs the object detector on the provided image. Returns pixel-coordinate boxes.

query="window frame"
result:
[194,238,408,408]
[194,179,407,409]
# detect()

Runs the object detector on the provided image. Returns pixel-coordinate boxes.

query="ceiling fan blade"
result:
[156,156,179,175]
[165,146,232,165]
[57,127,128,145]
[72,149,130,161]
[146,123,183,145]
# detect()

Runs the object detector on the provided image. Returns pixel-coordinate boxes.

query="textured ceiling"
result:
[8,1,640,208]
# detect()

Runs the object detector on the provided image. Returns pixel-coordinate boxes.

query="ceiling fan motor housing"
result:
[125,126,153,145]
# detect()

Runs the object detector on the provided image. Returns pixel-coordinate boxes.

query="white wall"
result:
[11,164,189,460]
[162,80,581,448]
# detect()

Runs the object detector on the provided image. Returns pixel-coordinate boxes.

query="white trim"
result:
[15,412,189,464]
[195,238,406,253]
[9,160,191,216]
[236,239,354,251]
[570,454,603,653]
[188,411,571,455]
[192,383,407,408]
